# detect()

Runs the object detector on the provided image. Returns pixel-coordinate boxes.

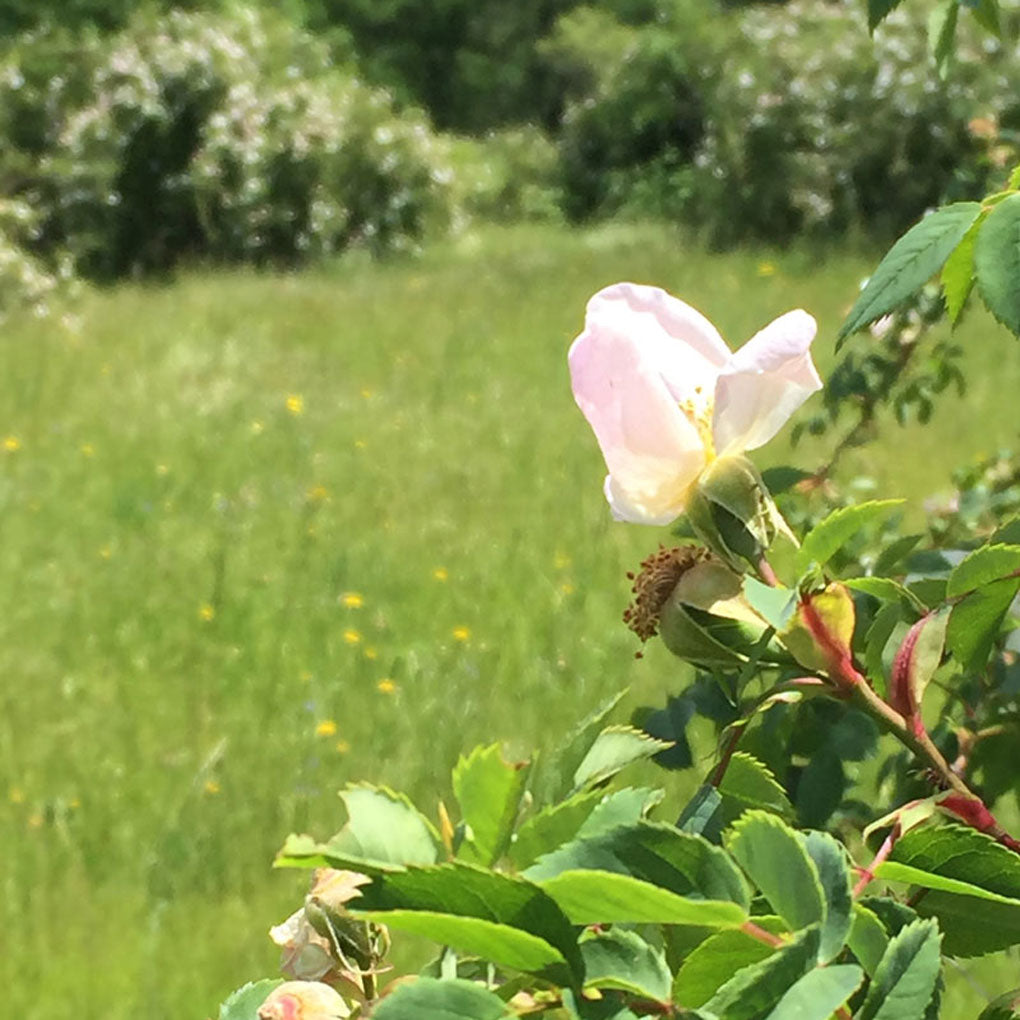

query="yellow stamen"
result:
[678,396,716,462]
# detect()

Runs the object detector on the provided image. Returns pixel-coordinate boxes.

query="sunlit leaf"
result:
[838,204,983,343]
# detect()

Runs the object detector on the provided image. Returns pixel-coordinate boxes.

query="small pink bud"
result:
[258,981,351,1020]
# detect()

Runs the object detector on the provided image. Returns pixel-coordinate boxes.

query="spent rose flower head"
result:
[569,282,822,525]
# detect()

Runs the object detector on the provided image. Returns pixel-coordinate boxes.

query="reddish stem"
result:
[741,919,785,948]
[757,556,780,587]
[710,722,748,788]
[852,821,901,898]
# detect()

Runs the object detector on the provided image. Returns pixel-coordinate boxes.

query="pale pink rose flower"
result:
[569,282,821,525]
[258,981,351,1020]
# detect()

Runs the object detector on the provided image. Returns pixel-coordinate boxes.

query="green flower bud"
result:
[685,455,783,571]
[660,559,783,669]
[623,546,785,669]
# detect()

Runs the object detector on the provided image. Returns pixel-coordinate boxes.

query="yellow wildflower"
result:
[3,436,21,452]
[204,779,221,795]
[251,420,265,435]
[286,394,304,416]
[452,626,471,642]
[377,679,397,695]
[363,646,378,660]
[343,629,361,645]
[316,720,338,737]
[80,443,95,457]
[341,593,363,609]
[198,604,215,622]
[756,261,777,278]
[335,740,350,754]
[432,567,448,582]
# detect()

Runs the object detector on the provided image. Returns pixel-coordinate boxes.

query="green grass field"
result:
[2,223,1018,1018]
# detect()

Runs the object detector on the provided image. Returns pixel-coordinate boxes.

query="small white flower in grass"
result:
[569,282,822,526]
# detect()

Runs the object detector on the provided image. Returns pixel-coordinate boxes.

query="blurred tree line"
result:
[0,0,584,132]
[0,0,1017,300]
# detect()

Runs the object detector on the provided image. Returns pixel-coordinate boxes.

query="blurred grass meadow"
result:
[3,222,1020,1017]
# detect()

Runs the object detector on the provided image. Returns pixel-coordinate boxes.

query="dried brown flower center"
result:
[623,545,709,643]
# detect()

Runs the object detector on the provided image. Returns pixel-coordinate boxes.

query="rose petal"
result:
[712,309,821,455]
[585,283,731,404]
[570,295,708,524]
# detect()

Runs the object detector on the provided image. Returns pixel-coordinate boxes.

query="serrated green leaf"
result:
[678,784,725,842]
[578,787,664,836]
[453,744,530,866]
[356,909,572,982]
[218,979,283,1020]
[941,214,981,323]
[764,963,863,1019]
[800,830,853,963]
[858,896,919,937]
[532,690,628,806]
[848,903,889,976]
[843,576,921,609]
[874,826,1020,954]
[797,501,904,571]
[509,787,664,871]
[673,918,788,1008]
[972,0,1002,35]
[915,890,1020,957]
[724,811,825,931]
[718,752,793,820]
[947,575,1020,671]
[372,977,511,1019]
[868,0,906,30]
[351,862,582,983]
[539,868,747,927]
[947,544,1020,596]
[508,790,604,870]
[331,784,439,866]
[524,820,750,908]
[928,0,959,76]
[1010,165,1020,190]
[877,823,1020,902]
[855,919,942,1020]
[838,203,983,343]
[978,988,1020,1019]
[274,785,440,872]
[976,192,1020,336]
[580,928,673,1002]
[864,601,902,697]
[702,926,821,1020]
[873,533,923,575]
[572,725,672,791]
